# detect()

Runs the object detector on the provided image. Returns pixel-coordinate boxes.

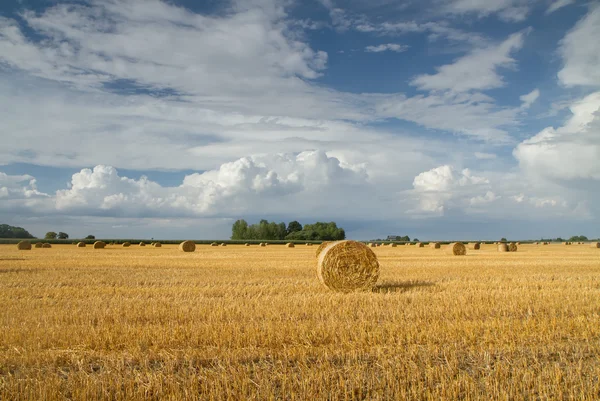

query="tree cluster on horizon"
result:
[231,219,345,241]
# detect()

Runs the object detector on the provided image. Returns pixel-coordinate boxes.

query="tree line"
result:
[231,219,345,241]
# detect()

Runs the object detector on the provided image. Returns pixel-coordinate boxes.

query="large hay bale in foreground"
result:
[498,243,509,252]
[77,242,86,248]
[42,243,52,248]
[122,242,131,247]
[591,242,600,248]
[429,242,441,249]
[153,242,161,248]
[447,242,466,255]
[508,242,518,252]
[315,241,331,257]
[317,240,379,292]
[93,241,106,249]
[416,242,424,248]
[469,243,481,250]
[17,240,31,250]
[286,243,295,248]
[179,241,196,252]
[34,242,43,248]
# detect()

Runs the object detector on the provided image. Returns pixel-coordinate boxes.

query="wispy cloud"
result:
[365,43,408,53]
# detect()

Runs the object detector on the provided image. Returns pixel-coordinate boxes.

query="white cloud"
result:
[514,91,600,181]
[547,0,576,14]
[442,0,533,21]
[557,6,600,87]
[0,172,48,200]
[365,43,408,53]
[411,32,526,92]
[520,88,540,109]
[470,191,499,205]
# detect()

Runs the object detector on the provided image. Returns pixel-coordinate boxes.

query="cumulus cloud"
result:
[411,32,527,93]
[557,6,600,87]
[0,172,48,200]
[514,92,600,181]
[365,43,408,53]
[54,151,369,217]
[547,0,576,14]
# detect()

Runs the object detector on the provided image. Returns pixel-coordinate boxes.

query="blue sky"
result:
[0,0,599,240]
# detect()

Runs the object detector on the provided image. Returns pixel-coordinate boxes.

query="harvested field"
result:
[1,243,599,400]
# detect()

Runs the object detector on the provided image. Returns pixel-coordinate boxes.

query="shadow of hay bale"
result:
[372,280,436,293]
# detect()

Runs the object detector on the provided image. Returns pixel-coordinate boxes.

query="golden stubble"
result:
[1,243,599,400]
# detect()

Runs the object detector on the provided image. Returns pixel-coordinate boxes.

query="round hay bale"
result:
[179,241,196,252]
[77,242,86,248]
[245,243,250,246]
[369,243,376,248]
[469,243,481,250]
[122,242,131,247]
[153,242,161,247]
[498,243,509,252]
[17,240,31,250]
[220,243,227,247]
[390,243,397,248]
[317,240,380,292]
[447,242,466,255]
[315,241,331,257]
[34,242,43,248]
[211,242,218,246]
[516,242,521,245]
[139,242,146,246]
[260,243,266,247]
[93,241,106,249]
[429,242,441,249]
[286,243,295,248]
[591,242,599,248]
[416,242,424,248]
[508,242,518,252]
[42,243,52,248]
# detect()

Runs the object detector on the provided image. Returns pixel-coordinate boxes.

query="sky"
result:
[0,0,598,241]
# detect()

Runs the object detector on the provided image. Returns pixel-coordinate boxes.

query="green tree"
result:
[500,237,507,242]
[0,224,35,238]
[286,221,302,235]
[58,232,69,240]
[231,219,249,240]
[85,235,95,240]
[569,235,588,242]
[45,231,58,240]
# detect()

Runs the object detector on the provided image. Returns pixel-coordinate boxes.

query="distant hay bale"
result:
[17,240,31,250]
[150,242,155,246]
[211,242,218,246]
[368,243,376,248]
[543,242,548,245]
[390,243,397,247]
[42,243,52,248]
[447,242,466,255]
[498,243,509,252]
[315,241,331,257]
[153,242,161,247]
[429,242,441,249]
[139,242,146,247]
[245,243,250,246]
[179,240,196,252]
[122,242,131,247]
[286,243,295,248]
[416,242,424,248]
[508,242,518,252]
[316,240,380,292]
[34,242,43,248]
[591,242,599,248]
[93,241,106,249]
[220,243,227,247]
[469,243,481,250]
[516,242,521,245]
[260,243,266,247]
[77,242,86,248]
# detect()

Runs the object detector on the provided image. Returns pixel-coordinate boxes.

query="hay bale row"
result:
[317,240,379,292]
[447,242,466,256]
[179,241,196,252]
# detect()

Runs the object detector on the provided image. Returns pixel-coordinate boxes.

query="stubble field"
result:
[1,243,599,400]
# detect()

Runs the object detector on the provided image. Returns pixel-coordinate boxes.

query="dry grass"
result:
[1,243,600,400]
